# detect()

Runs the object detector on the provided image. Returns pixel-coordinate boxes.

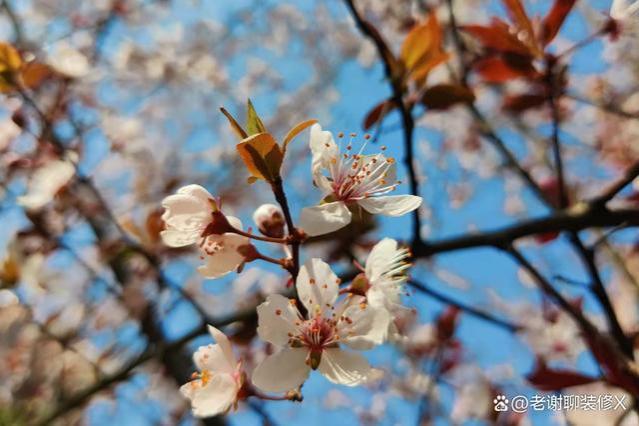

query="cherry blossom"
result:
[180,326,244,418]
[299,124,422,236]
[251,258,388,392]
[363,238,411,314]
[611,0,639,22]
[17,159,75,210]
[161,184,249,278]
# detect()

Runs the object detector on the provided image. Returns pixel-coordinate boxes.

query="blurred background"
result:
[1,0,639,425]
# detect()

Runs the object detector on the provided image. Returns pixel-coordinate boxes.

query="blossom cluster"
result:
[160,122,420,416]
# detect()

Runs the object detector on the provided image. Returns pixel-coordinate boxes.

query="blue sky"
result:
[0,0,627,425]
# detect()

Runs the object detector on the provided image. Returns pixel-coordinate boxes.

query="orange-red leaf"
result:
[502,93,546,112]
[0,42,22,92]
[540,0,577,46]
[527,360,598,391]
[421,84,475,110]
[363,98,398,130]
[21,62,53,90]
[461,22,532,56]
[400,13,448,84]
[474,55,538,83]
[236,133,281,181]
[501,0,541,56]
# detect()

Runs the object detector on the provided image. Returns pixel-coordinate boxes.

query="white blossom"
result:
[299,124,422,236]
[161,185,249,278]
[180,326,243,418]
[251,258,389,392]
[17,159,75,210]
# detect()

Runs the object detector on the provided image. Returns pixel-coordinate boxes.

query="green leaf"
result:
[220,107,248,140]
[246,99,267,135]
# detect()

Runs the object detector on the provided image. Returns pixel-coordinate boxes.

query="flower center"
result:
[323,134,401,202]
[200,237,225,256]
[289,315,339,353]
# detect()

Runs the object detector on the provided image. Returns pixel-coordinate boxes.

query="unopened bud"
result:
[252,203,285,238]
[350,272,370,295]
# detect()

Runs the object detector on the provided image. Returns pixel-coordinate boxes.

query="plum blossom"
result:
[47,42,91,78]
[251,258,388,392]
[17,159,75,210]
[611,0,639,21]
[364,238,411,314]
[161,184,249,278]
[181,326,244,418]
[611,0,639,36]
[299,124,422,236]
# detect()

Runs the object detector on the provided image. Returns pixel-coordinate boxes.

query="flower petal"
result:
[193,343,234,374]
[180,373,238,418]
[338,302,390,350]
[257,294,301,346]
[251,347,310,393]
[207,325,236,372]
[160,228,200,247]
[177,184,215,205]
[197,233,248,279]
[357,195,422,216]
[299,201,352,236]
[297,258,339,314]
[318,348,374,386]
[309,123,338,174]
[365,238,399,282]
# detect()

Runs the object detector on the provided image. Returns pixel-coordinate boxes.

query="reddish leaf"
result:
[461,22,531,56]
[501,0,541,56]
[540,0,577,46]
[502,93,546,112]
[363,98,398,130]
[527,360,599,391]
[534,231,559,244]
[436,306,460,341]
[474,55,538,83]
[422,84,475,110]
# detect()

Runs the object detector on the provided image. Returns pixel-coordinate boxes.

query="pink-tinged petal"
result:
[365,238,398,283]
[207,326,236,372]
[256,294,301,346]
[193,344,234,374]
[180,373,238,418]
[226,215,243,230]
[177,184,215,205]
[338,303,390,350]
[309,123,338,174]
[197,234,248,279]
[161,193,210,232]
[251,347,310,393]
[358,195,422,216]
[318,348,374,386]
[299,201,352,236]
[297,258,339,314]
[160,228,200,247]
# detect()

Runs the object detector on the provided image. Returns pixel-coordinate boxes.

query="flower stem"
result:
[270,177,300,280]
[231,227,289,244]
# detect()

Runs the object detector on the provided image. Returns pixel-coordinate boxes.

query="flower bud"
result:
[252,203,285,238]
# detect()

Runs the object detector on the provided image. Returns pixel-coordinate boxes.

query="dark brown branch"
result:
[36,304,262,425]
[270,177,300,280]
[591,160,639,207]
[415,206,639,257]
[343,0,423,245]
[409,279,521,332]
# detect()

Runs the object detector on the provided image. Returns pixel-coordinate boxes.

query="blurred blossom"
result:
[17,159,75,211]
